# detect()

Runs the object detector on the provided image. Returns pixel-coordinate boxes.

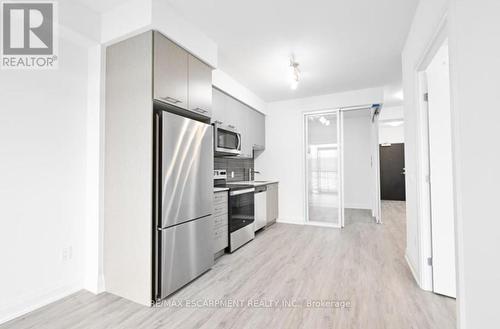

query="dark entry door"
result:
[379,143,406,201]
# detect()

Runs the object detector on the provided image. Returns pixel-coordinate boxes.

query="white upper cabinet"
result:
[153,31,213,118]
[188,55,212,118]
[248,107,265,150]
[211,87,265,157]
[153,32,188,110]
[236,101,253,158]
[212,88,227,124]
[223,95,241,131]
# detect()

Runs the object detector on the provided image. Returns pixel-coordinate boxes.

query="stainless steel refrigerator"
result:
[154,109,214,300]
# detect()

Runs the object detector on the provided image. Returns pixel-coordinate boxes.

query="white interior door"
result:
[305,111,343,227]
[426,41,456,298]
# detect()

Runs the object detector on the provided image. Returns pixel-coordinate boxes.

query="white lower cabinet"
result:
[266,183,279,225]
[213,191,229,254]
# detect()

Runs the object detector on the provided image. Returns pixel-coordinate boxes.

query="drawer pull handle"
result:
[161,96,181,104]
[193,107,208,114]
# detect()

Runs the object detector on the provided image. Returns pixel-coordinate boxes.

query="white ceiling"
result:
[166,0,418,102]
[79,0,417,102]
[77,0,126,13]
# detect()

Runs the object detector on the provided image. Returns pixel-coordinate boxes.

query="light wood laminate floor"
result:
[2,201,456,329]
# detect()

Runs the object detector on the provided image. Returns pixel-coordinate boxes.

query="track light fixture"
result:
[289,57,300,90]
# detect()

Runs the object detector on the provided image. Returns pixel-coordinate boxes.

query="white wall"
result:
[448,0,500,327]
[379,106,405,144]
[150,0,218,67]
[101,0,267,114]
[0,2,102,323]
[255,88,383,224]
[379,125,405,144]
[84,45,106,294]
[404,0,500,327]
[0,36,91,324]
[380,106,404,121]
[101,0,152,45]
[101,0,218,68]
[343,110,373,209]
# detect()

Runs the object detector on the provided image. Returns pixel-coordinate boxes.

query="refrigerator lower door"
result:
[159,215,214,299]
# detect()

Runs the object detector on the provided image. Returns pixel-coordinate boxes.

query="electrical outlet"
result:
[62,246,73,262]
[62,248,68,262]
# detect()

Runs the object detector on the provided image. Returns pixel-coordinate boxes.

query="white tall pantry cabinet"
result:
[104,32,153,306]
[104,31,213,306]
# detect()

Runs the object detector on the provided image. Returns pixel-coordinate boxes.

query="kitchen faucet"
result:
[247,168,261,181]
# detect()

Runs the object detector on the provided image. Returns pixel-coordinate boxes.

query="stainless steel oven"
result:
[228,187,255,252]
[214,122,241,156]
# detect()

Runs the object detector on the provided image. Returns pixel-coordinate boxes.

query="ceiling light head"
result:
[289,57,300,90]
[318,116,331,126]
[394,90,404,101]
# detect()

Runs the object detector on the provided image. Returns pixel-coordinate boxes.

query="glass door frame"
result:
[303,109,345,228]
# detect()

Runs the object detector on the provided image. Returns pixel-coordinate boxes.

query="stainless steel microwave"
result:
[214,122,241,156]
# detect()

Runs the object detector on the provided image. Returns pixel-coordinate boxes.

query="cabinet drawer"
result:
[267,183,278,190]
[214,213,228,229]
[214,226,228,238]
[214,196,227,207]
[214,203,228,216]
[213,192,228,216]
[214,191,228,203]
[213,227,228,252]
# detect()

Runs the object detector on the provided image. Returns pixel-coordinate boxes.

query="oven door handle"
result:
[230,188,255,196]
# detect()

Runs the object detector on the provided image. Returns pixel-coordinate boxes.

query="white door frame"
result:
[411,12,467,328]
[303,106,379,228]
[415,16,451,292]
[371,109,382,224]
[303,109,344,228]
[339,110,345,228]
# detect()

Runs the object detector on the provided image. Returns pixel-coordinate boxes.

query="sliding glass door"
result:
[305,110,343,227]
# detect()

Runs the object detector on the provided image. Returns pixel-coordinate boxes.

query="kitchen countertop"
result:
[226,180,279,187]
[214,187,230,192]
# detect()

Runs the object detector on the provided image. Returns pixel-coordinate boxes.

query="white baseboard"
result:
[344,203,371,210]
[405,252,420,286]
[97,274,105,293]
[276,218,305,226]
[0,282,82,325]
[276,219,341,229]
[84,273,106,294]
[305,221,340,228]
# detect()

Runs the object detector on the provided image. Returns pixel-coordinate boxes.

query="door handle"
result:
[236,133,242,151]
[161,96,181,104]
[192,107,208,114]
